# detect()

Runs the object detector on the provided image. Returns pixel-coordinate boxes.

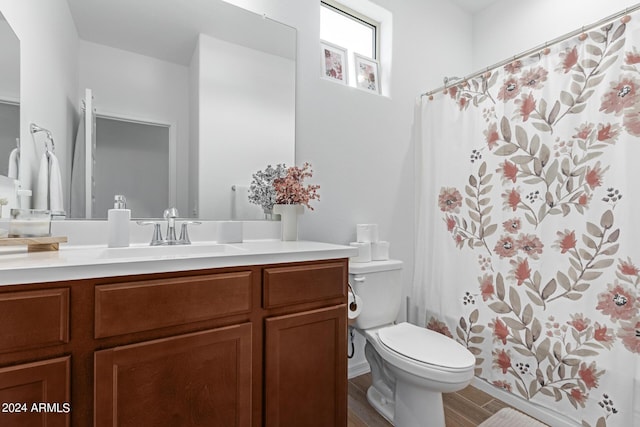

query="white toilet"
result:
[349,260,475,427]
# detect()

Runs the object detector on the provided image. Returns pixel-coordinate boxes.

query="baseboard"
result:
[472,377,580,427]
[348,361,370,379]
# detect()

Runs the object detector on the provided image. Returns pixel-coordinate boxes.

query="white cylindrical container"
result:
[349,242,372,262]
[108,195,131,248]
[371,241,390,260]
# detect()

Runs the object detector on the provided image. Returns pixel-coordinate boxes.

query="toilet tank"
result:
[349,260,403,330]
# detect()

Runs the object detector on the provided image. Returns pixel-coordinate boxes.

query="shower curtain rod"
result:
[421,2,640,97]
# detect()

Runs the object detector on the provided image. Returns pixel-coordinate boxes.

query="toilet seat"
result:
[378,322,475,372]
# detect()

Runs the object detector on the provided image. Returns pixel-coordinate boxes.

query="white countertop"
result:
[0,240,357,286]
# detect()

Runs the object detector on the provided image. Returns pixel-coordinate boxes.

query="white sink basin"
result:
[70,243,246,260]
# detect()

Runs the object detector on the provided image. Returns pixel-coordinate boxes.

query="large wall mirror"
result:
[0,11,20,178]
[2,0,295,220]
[68,0,296,220]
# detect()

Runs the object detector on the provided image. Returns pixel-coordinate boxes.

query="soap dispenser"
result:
[108,195,130,248]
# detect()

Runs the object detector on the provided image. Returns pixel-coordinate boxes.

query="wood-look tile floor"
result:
[348,373,513,427]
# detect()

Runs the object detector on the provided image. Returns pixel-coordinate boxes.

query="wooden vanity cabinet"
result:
[262,262,348,427]
[0,288,71,427]
[0,258,348,427]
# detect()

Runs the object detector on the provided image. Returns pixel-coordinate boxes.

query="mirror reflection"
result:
[2,0,296,220]
[0,11,20,178]
[67,0,296,220]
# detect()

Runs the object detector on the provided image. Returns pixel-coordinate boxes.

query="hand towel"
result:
[7,148,19,179]
[34,151,64,212]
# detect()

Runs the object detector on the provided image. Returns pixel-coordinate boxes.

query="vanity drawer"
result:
[95,272,253,338]
[263,261,346,309]
[0,288,69,354]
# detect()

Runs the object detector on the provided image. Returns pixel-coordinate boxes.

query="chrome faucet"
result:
[163,207,180,244]
[137,207,200,246]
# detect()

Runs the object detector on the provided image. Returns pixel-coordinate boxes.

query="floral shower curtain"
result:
[414,12,640,427]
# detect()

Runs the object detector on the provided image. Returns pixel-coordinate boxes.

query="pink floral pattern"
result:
[427,16,640,426]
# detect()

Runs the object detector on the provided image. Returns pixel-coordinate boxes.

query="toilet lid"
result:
[378,323,475,370]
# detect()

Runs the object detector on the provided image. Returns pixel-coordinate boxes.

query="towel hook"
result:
[30,122,55,153]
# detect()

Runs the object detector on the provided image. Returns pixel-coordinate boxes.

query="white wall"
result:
[195,34,295,219]
[472,0,639,70]
[0,0,78,211]
[221,0,473,319]
[78,40,190,217]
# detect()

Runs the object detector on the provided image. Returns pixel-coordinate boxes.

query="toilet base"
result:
[394,373,445,427]
[366,385,394,424]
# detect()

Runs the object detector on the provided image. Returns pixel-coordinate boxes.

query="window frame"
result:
[320,0,380,61]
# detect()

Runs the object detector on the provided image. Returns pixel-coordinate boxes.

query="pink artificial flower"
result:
[273,162,320,210]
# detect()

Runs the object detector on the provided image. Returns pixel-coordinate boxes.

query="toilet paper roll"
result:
[371,241,390,261]
[348,292,363,319]
[349,242,371,262]
[356,224,379,243]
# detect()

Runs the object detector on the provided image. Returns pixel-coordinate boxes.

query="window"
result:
[320,0,379,87]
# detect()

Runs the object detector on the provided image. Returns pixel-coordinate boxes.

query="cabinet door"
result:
[95,323,252,427]
[264,305,347,427]
[0,356,70,427]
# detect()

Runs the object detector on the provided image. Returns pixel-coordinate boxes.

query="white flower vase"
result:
[273,204,303,241]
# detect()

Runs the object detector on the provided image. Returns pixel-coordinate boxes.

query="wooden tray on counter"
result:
[0,236,68,252]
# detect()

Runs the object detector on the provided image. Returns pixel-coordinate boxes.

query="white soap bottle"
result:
[107,195,130,248]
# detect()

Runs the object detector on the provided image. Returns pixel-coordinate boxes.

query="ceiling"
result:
[450,0,500,14]
[66,0,296,66]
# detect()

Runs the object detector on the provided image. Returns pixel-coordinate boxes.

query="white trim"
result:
[348,361,370,379]
[0,97,19,106]
[472,377,581,427]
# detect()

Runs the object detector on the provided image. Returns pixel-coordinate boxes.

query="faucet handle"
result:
[178,221,201,245]
[136,221,163,246]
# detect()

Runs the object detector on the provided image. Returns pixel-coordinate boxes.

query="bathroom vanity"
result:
[0,241,353,426]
